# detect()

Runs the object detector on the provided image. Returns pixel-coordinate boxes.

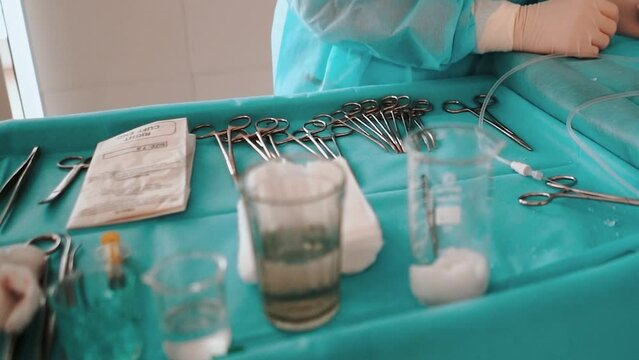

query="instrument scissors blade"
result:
[39,156,91,204]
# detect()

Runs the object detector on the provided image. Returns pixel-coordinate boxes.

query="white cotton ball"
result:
[410,247,489,306]
[162,328,231,360]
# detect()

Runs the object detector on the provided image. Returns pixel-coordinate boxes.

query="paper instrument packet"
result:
[67,118,194,229]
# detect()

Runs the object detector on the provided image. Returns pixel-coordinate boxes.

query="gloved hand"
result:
[513,0,619,58]
[0,245,46,334]
[609,0,639,37]
[0,264,44,333]
[0,244,47,276]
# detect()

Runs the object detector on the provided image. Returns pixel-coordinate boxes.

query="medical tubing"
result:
[478,54,565,129]
[494,155,510,166]
[496,154,544,180]
[565,91,639,197]
[478,53,639,128]
[484,53,639,193]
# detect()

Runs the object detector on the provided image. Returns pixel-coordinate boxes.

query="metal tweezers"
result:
[0,146,39,226]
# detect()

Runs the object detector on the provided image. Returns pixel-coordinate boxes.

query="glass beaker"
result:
[240,154,346,332]
[143,252,230,360]
[47,268,144,360]
[405,124,504,305]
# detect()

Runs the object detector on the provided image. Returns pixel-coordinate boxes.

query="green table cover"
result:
[1,47,639,359]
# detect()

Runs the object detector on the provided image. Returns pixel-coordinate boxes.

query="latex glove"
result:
[0,244,47,277]
[0,245,46,333]
[609,0,639,37]
[513,0,619,58]
[0,263,44,333]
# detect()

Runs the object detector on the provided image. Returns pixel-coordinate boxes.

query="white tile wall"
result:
[194,68,273,101]
[43,77,195,115]
[184,0,275,75]
[22,0,276,116]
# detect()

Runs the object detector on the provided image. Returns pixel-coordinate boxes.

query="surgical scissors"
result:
[518,175,639,207]
[39,156,91,204]
[443,95,533,151]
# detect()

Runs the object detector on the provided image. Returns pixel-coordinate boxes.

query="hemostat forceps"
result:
[443,95,533,151]
[518,175,639,207]
[191,115,256,183]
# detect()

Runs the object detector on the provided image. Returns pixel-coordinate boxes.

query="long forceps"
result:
[361,99,402,153]
[0,147,39,226]
[191,115,257,183]
[253,118,283,159]
[0,234,61,360]
[39,156,91,204]
[299,119,332,159]
[310,115,354,158]
[518,175,639,207]
[192,123,238,181]
[20,234,73,360]
[332,106,387,151]
[271,122,321,157]
[443,95,533,151]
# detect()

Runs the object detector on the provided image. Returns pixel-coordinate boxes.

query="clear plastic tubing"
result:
[478,53,639,194]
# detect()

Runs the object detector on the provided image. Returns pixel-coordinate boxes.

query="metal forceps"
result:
[379,95,407,152]
[2,234,74,360]
[361,99,402,153]
[0,233,60,360]
[39,156,91,204]
[253,117,284,160]
[191,115,254,182]
[192,123,238,181]
[331,106,387,151]
[296,118,351,159]
[309,115,354,158]
[297,119,332,159]
[518,175,639,207]
[31,233,73,360]
[271,120,321,156]
[409,98,434,128]
[0,146,39,226]
[443,95,533,151]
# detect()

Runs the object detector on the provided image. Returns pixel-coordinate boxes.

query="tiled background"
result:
[22,0,277,116]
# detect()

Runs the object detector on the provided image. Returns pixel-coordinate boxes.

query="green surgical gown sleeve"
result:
[272,0,479,94]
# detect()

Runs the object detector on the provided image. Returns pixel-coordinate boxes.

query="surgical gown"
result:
[271,0,529,95]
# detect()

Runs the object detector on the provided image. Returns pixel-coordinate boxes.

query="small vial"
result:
[100,231,127,289]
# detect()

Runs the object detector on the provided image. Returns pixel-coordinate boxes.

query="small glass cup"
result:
[405,124,504,305]
[240,154,346,331]
[48,268,143,360]
[143,252,230,360]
